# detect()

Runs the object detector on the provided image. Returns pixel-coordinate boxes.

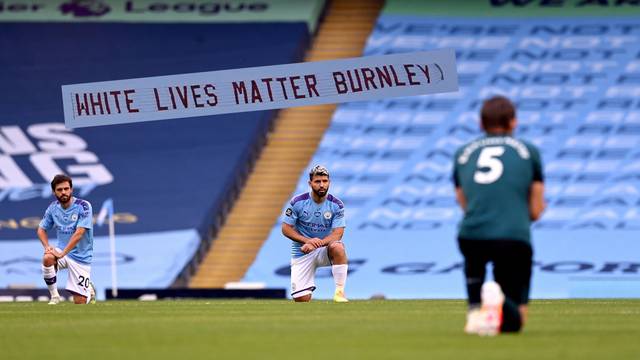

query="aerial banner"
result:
[61,49,458,128]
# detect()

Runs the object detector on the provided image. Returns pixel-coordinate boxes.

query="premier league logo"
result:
[59,0,110,17]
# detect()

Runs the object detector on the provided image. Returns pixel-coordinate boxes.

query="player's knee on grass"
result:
[73,295,87,304]
[43,253,56,267]
[501,299,523,333]
[294,294,312,302]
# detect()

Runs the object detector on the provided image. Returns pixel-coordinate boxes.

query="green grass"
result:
[1,299,639,360]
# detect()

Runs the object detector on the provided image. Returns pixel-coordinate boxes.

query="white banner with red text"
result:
[61,49,458,128]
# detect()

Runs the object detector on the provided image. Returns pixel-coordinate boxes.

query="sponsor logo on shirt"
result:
[299,220,329,229]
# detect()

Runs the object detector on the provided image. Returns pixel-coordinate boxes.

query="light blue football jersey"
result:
[39,197,94,264]
[283,192,346,258]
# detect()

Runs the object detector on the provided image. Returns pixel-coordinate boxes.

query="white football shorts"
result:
[55,248,92,298]
[290,246,331,298]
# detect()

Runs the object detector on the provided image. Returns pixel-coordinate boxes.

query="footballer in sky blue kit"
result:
[37,174,96,304]
[282,165,349,302]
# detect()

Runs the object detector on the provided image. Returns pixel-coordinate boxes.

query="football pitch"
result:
[1,299,638,360]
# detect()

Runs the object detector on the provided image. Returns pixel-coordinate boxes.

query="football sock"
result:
[42,265,60,298]
[332,264,348,290]
[500,298,522,333]
[466,276,483,306]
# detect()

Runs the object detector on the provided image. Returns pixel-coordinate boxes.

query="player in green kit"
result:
[452,96,546,336]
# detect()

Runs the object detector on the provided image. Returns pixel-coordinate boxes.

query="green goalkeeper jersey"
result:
[453,134,544,243]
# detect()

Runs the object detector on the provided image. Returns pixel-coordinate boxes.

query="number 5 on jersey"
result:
[474,146,505,184]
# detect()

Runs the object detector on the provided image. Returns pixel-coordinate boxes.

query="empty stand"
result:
[0,21,311,297]
[243,5,640,299]
[190,0,385,288]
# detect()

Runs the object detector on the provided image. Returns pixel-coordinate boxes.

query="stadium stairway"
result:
[189,0,384,288]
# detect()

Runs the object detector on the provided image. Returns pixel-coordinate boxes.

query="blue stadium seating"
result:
[0,22,310,296]
[245,15,640,299]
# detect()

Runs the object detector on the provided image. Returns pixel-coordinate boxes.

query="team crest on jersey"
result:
[323,211,332,220]
[285,208,293,217]
[71,214,78,221]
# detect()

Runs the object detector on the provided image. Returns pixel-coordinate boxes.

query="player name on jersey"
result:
[61,49,458,128]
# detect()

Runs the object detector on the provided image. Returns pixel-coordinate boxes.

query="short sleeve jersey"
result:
[453,135,543,243]
[39,198,94,264]
[282,192,346,258]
